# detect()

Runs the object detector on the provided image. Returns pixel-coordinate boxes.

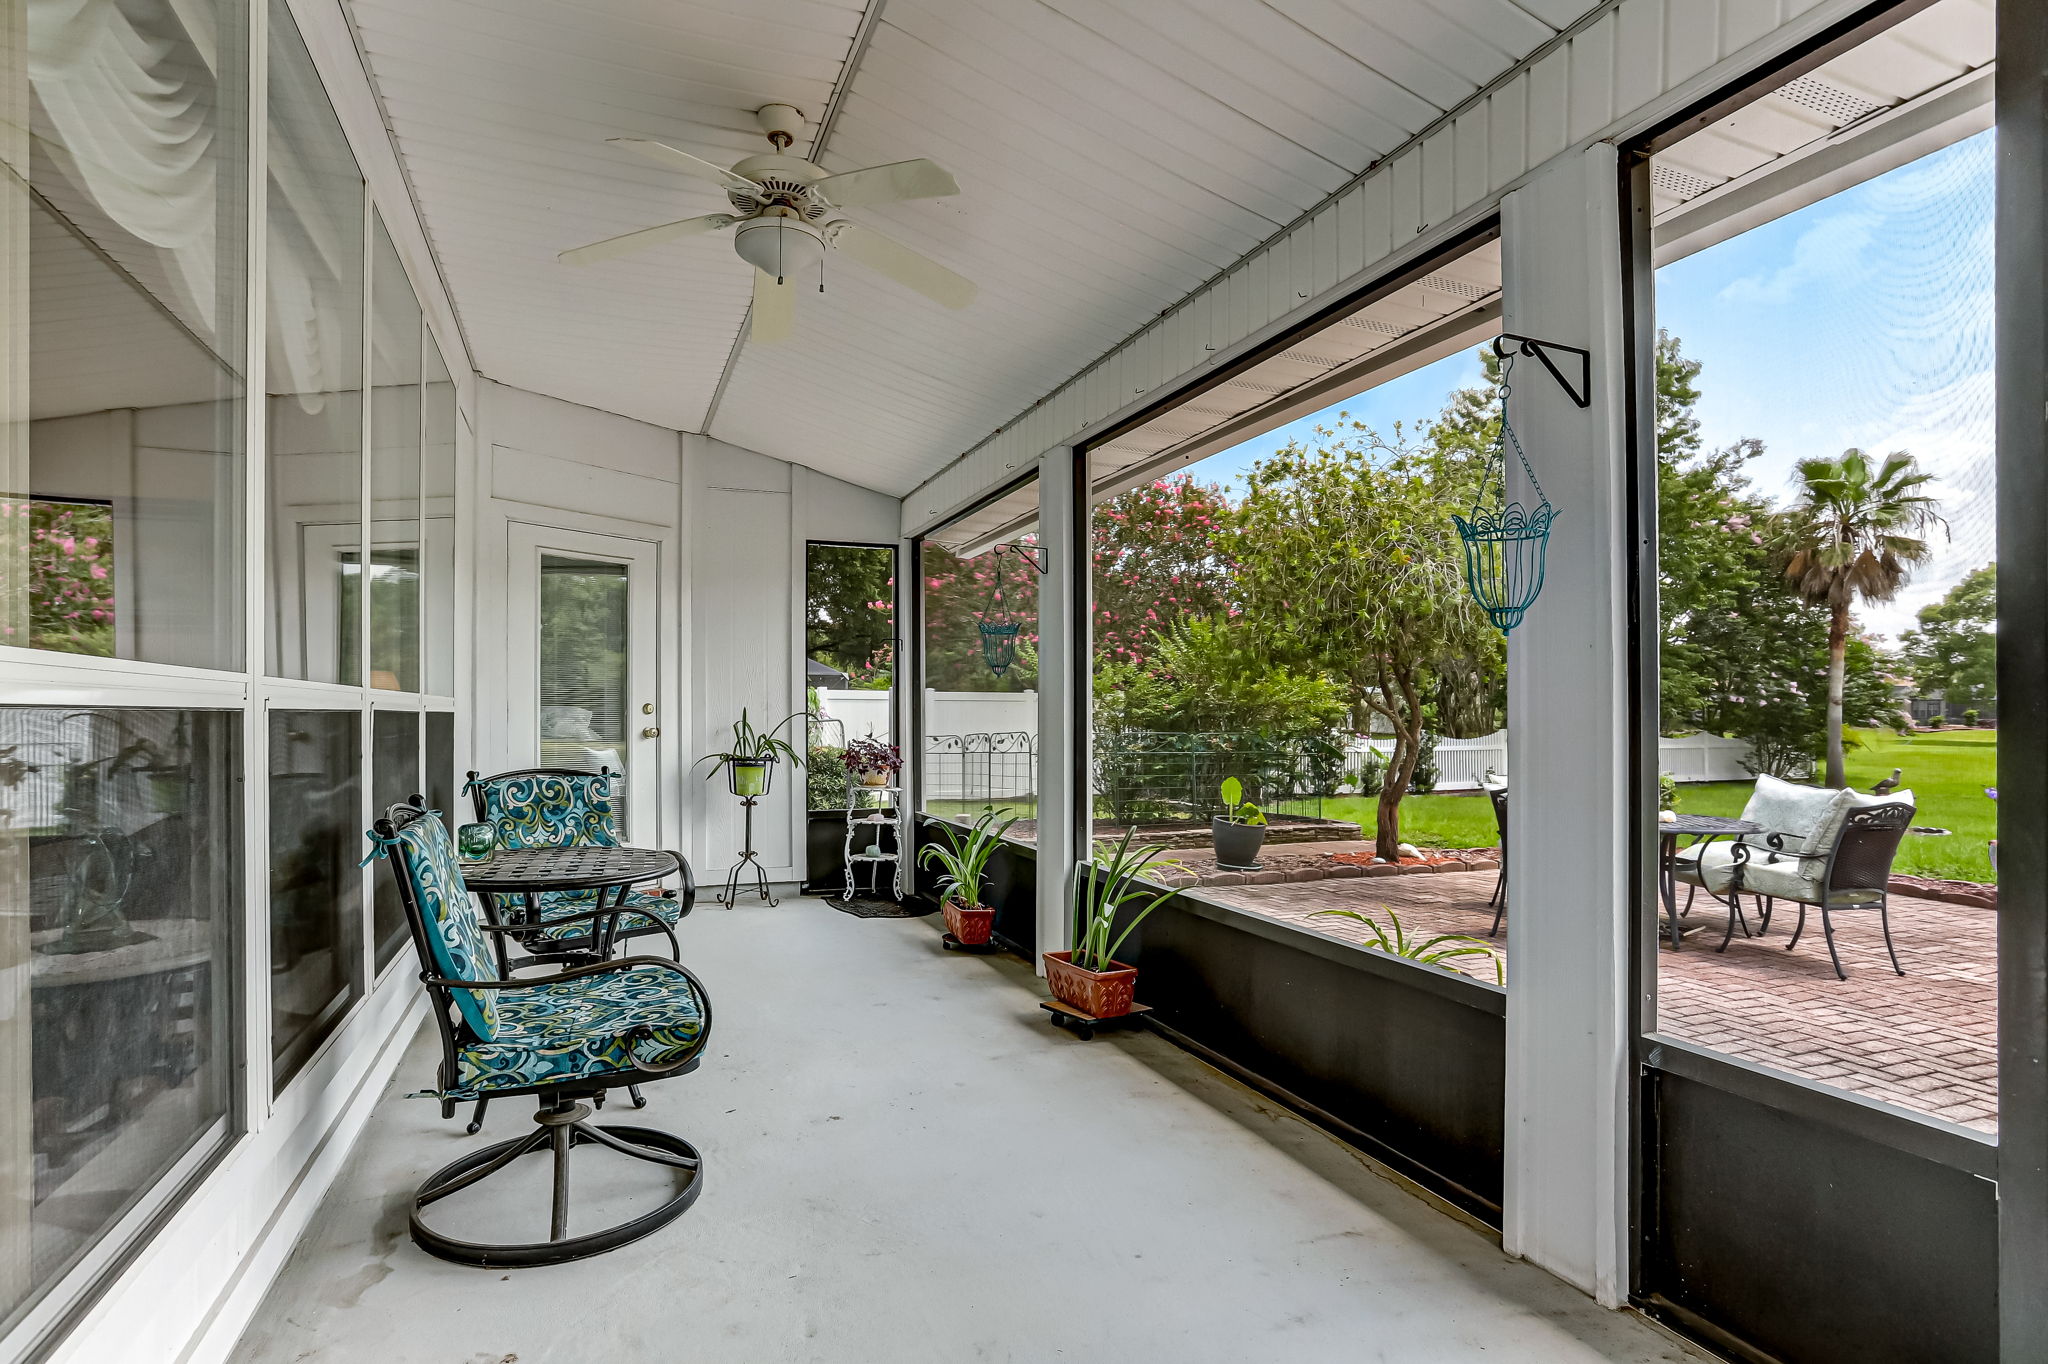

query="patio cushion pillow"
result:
[474,771,621,850]
[1685,841,1824,901]
[390,816,498,1040]
[450,964,705,1097]
[1740,774,1855,857]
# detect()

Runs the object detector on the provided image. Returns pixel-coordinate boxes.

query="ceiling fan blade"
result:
[606,138,763,193]
[812,158,960,208]
[829,222,976,309]
[751,270,794,343]
[557,213,735,265]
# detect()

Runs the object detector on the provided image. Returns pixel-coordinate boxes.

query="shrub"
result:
[806,745,847,809]
[1658,771,1679,812]
[1963,708,1980,727]
[1928,713,1946,729]
[1408,732,1440,794]
[1355,747,1386,796]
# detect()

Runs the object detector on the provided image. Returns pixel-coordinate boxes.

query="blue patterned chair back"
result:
[384,812,499,1040]
[469,770,621,851]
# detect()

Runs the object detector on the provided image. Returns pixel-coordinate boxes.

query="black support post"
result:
[1996,3,2048,1358]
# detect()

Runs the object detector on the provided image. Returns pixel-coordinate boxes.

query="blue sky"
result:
[1184,129,1995,643]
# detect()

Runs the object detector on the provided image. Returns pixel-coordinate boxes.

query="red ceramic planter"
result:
[942,897,995,946]
[1043,950,1138,1019]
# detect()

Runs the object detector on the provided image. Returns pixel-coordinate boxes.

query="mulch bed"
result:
[1888,874,1997,909]
[1150,845,1498,890]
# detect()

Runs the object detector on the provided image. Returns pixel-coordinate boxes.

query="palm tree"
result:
[1782,449,1942,788]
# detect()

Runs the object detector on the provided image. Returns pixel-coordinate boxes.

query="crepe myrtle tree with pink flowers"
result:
[15,500,115,657]
[1091,475,1236,670]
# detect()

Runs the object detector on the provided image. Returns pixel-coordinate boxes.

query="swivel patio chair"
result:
[465,767,691,964]
[1678,793,1915,980]
[368,803,712,1267]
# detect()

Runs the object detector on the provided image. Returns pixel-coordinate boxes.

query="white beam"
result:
[1500,142,1631,1307]
[1035,448,1078,968]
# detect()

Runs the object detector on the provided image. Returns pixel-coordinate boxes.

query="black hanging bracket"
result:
[1492,333,1592,409]
[994,542,1049,574]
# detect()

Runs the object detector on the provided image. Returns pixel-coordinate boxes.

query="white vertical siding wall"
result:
[901,0,1867,536]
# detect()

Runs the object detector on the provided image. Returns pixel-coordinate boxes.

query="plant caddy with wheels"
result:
[1042,830,1181,1039]
[918,806,1018,952]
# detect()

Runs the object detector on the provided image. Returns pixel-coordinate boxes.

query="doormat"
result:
[826,894,933,919]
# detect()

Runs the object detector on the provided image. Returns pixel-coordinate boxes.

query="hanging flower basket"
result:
[1455,348,1558,635]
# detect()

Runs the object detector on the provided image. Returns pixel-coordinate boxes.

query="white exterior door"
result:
[506,523,662,843]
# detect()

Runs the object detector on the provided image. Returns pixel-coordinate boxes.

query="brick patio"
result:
[1202,869,1998,1132]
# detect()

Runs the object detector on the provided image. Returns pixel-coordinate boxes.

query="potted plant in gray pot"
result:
[918,806,1018,947]
[1211,776,1267,869]
[1044,830,1181,1019]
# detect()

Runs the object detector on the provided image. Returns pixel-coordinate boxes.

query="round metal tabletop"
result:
[461,845,678,892]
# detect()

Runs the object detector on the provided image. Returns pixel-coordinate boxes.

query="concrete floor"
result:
[230,899,1707,1364]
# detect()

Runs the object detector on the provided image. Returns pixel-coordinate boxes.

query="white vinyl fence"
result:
[815,689,1041,803]
[1353,728,1753,792]
[814,689,1041,746]
[813,692,1758,799]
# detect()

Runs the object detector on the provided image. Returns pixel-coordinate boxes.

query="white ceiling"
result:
[343,0,1599,494]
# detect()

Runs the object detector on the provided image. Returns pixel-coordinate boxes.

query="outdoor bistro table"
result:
[461,845,679,965]
[1658,814,1763,951]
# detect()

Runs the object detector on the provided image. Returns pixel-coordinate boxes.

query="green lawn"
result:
[927,797,1039,824]
[1288,727,1997,883]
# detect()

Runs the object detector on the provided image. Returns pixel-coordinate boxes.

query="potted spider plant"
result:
[1211,775,1267,869]
[1045,829,1182,1018]
[696,708,808,797]
[919,807,1018,945]
[1310,907,1503,984]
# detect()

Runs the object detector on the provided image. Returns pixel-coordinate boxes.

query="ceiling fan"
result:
[558,103,976,342]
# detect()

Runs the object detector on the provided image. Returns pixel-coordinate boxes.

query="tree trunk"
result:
[1376,725,1421,861]
[1825,602,1849,789]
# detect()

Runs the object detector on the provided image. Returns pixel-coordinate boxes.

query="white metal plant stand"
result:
[841,778,901,902]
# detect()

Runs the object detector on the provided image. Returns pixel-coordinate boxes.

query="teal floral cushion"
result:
[523,889,680,946]
[474,771,621,851]
[450,964,706,1097]
[389,816,498,1040]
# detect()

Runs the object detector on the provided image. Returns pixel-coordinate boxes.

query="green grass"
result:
[1277,792,1502,850]
[927,798,1038,824]
[1290,726,1997,883]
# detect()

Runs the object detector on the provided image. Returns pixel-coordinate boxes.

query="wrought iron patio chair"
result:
[1485,782,1508,937]
[1689,800,1915,980]
[368,803,712,1267]
[465,767,692,964]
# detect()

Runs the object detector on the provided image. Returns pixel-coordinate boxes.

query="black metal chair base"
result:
[411,1100,703,1267]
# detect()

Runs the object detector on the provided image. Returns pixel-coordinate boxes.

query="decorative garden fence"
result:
[924,731,1037,803]
[1093,730,1346,824]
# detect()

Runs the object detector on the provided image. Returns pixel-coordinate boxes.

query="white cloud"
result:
[1716,210,1881,307]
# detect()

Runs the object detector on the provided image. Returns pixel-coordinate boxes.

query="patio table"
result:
[462,845,679,965]
[1658,815,1762,951]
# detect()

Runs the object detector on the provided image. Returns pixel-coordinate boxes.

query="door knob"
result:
[641,726,661,738]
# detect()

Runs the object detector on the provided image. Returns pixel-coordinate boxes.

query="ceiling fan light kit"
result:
[732,212,825,283]
[559,103,975,338]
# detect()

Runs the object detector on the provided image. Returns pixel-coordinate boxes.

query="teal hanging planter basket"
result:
[1454,347,1559,635]
[978,619,1022,677]
[1454,501,1557,634]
